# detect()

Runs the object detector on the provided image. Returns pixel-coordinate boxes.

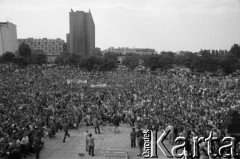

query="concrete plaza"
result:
[27,124,172,159]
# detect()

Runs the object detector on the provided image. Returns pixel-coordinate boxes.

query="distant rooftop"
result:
[0,22,16,27]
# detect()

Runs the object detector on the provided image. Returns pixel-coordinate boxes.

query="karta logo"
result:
[142,130,238,158]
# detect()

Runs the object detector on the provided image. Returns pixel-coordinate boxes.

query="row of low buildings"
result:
[1,10,157,63]
[0,21,67,62]
[102,47,156,55]
[0,10,98,62]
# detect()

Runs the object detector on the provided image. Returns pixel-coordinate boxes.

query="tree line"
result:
[1,43,240,74]
[54,52,117,71]
[123,44,240,75]
[0,43,118,71]
[0,43,47,66]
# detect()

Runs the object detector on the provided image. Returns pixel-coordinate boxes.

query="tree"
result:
[221,54,239,74]
[161,51,175,58]
[1,52,15,63]
[99,57,117,71]
[201,56,219,72]
[175,52,192,67]
[18,43,31,60]
[190,56,203,72]
[13,56,28,67]
[160,54,174,70]
[79,56,117,72]
[54,52,70,64]
[67,53,81,66]
[142,54,161,71]
[229,44,240,59]
[80,56,99,71]
[200,50,211,57]
[211,50,216,56]
[104,52,118,61]
[122,55,139,70]
[34,53,47,64]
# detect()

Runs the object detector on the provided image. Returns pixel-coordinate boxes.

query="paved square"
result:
[27,124,172,159]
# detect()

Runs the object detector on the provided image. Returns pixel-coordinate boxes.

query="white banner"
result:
[67,79,87,84]
[90,84,107,88]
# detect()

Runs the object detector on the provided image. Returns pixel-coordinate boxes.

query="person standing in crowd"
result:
[92,116,101,134]
[87,133,95,156]
[130,115,135,127]
[33,132,42,159]
[166,123,173,144]
[63,120,70,143]
[112,114,120,133]
[136,127,143,138]
[21,133,29,158]
[8,139,21,159]
[137,130,144,157]
[130,127,136,148]
[172,124,178,145]
[84,129,89,151]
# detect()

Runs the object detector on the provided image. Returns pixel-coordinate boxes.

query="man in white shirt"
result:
[166,124,173,143]
[21,134,29,158]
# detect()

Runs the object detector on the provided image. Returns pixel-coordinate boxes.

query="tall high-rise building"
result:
[0,22,18,55]
[69,10,95,57]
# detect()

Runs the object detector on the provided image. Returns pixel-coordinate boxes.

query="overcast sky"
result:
[0,0,240,52]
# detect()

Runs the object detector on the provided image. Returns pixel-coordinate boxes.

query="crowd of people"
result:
[0,63,240,159]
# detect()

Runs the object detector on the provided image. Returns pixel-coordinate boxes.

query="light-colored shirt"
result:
[16,139,21,146]
[92,118,98,127]
[88,137,95,146]
[84,132,88,141]
[21,136,29,145]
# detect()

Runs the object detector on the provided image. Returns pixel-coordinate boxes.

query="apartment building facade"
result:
[18,38,65,62]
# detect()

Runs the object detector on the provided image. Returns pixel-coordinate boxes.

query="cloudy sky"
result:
[0,0,239,52]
